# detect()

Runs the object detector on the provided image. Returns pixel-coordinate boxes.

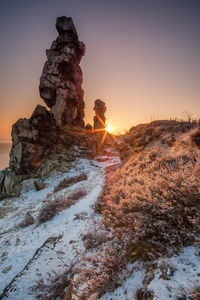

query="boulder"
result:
[9,105,61,174]
[34,179,46,191]
[85,123,92,131]
[3,170,17,195]
[21,179,37,193]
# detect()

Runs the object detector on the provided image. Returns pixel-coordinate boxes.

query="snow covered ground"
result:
[0,151,120,299]
[102,245,200,300]
[1,147,200,299]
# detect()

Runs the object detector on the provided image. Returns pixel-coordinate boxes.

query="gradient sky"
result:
[0,0,200,140]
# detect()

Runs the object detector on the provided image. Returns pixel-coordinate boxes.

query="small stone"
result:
[3,170,16,194]
[85,123,92,131]
[2,265,12,274]
[34,179,46,190]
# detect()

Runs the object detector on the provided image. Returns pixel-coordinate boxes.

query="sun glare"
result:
[105,123,113,133]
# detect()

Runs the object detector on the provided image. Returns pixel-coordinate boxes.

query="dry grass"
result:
[67,132,200,298]
[19,211,35,227]
[32,266,74,300]
[38,129,200,299]
[73,244,126,298]
[38,189,87,224]
[189,286,200,300]
[54,173,88,193]
[82,231,108,250]
[128,120,196,151]
[191,128,200,148]
[135,287,154,300]
[98,142,200,261]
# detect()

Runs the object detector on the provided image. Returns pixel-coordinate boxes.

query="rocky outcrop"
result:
[9,105,61,174]
[39,16,85,128]
[93,99,106,130]
[7,16,86,179]
[1,17,102,197]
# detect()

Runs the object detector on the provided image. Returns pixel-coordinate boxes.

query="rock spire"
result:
[93,99,106,130]
[39,16,85,128]
[9,17,86,175]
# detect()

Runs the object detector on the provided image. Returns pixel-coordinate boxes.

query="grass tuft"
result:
[54,173,88,193]
[38,188,87,224]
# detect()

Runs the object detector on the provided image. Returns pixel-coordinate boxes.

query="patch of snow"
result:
[0,150,120,299]
[101,246,200,300]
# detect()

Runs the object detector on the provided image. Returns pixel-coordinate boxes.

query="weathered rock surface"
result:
[9,105,62,175]
[0,171,5,192]
[93,99,106,130]
[20,179,37,193]
[39,16,85,128]
[6,17,88,183]
[1,17,100,197]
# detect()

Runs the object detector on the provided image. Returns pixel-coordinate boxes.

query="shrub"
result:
[54,173,88,193]
[73,244,126,298]
[32,267,74,300]
[98,144,200,260]
[135,287,154,300]
[59,132,200,298]
[19,211,34,227]
[191,128,200,148]
[189,286,200,300]
[82,231,108,250]
[38,188,87,224]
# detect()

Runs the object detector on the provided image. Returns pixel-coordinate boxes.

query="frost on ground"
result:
[0,150,120,299]
[1,138,200,299]
[102,245,200,300]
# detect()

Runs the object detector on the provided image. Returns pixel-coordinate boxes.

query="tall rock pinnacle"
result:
[39,16,85,128]
[93,99,106,130]
[8,17,87,176]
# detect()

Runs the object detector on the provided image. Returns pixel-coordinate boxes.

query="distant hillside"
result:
[0,143,11,154]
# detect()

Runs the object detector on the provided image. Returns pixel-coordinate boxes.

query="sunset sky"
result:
[1,0,200,140]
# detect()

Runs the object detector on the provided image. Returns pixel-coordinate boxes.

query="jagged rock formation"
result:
[0,17,90,196]
[93,99,106,130]
[39,16,85,128]
[9,105,62,174]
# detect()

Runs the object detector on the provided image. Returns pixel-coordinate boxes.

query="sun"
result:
[105,123,113,133]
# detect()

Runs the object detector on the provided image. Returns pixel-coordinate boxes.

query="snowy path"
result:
[0,150,120,299]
